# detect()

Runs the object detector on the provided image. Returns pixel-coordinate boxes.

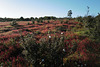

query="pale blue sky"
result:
[0,0,100,18]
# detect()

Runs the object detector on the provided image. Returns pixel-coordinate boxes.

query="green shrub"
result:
[64,21,68,24]
[35,31,41,34]
[71,40,78,53]
[10,20,18,26]
[32,20,35,24]
[60,21,63,24]
[48,21,50,23]
[25,29,31,32]
[83,15,100,42]
[76,16,83,22]
[27,22,30,25]
[37,20,39,22]
[56,25,68,32]
[20,34,66,67]
[41,20,43,23]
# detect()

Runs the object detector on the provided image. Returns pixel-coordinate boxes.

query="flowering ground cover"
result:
[0,19,100,67]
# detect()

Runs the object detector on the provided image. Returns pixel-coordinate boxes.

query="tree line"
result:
[0,16,56,22]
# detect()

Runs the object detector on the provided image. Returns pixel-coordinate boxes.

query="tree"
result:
[87,6,90,16]
[67,10,72,18]
[30,17,34,20]
[20,16,24,21]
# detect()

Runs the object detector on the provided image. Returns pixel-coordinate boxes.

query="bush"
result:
[83,15,100,42]
[40,20,43,23]
[25,29,31,32]
[35,31,41,34]
[76,16,83,22]
[32,20,35,24]
[48,21,50,23]
[60,21,63,24]
[20,34,66,67]
[93,14,100,41]
[10,20,18,26]
[83,16,95,28]
[64,21,68,24]
[27,22,30,25]
[37,20,40,22]
[56,25,68,32]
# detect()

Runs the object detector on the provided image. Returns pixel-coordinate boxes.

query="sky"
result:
[0,0,100,18]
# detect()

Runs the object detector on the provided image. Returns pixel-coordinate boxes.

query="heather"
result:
[0,16,100,67]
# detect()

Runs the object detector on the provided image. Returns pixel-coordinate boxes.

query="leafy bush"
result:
[10,20,18,26]
[40,20,43,23]
[37,19,40,22]
[83,16,95,28]
[64,21,68,24]
[56,25,68,32]
[25,29,31,32]
[48,21,50,23]
[32,20,35,24]
[76,15,100,42]
[76,16,83,22]
[27,22,30,25]
[93,14,100,41]
[35,31,41,34]
[60,21,63,24]
[83,15,100,41]
[19,34,67,67]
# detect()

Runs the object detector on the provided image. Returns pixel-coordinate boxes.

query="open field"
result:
[0,19,100,67]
